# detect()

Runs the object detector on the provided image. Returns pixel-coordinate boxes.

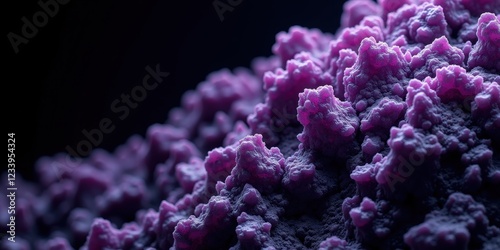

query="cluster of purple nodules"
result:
[2,0,500,249]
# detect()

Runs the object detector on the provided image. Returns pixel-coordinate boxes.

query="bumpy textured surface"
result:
[2,0,500,249]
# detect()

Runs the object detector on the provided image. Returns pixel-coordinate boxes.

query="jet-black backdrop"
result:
[4,0,349,181]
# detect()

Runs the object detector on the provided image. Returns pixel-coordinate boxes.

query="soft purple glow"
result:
[1,0,499,249]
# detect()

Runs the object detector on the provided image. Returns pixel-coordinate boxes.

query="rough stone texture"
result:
[1,0,499,249]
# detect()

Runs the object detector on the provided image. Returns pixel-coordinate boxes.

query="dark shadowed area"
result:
[4,0,348,180]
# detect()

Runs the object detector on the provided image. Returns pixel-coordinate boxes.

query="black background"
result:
[4,0,348,181]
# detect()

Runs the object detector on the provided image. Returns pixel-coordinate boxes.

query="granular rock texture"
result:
[1,0,499,249]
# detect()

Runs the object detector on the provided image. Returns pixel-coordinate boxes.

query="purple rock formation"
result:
[1,0,499,249]
[297,85,359,157]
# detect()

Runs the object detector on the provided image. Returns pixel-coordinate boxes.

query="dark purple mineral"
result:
[2,0,499,249]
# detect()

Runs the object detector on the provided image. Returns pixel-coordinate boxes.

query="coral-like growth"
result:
[297,85,359,157]
[2,0,499,249]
